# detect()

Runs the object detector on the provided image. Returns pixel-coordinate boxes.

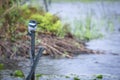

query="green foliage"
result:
[13,70,25,78]
[35,74,44,80]
[19,5,66,37]
[0,0,26,41]
[73,16,103,41]
[65,75,70,78]
[74,76,80,80]
[6,8,21,41]
[30,12,65,37]
[96,74,103,79]
[0,63,4,70]
[36,73,43,77]
[0,8,4,15]
[0,0,67,41]
[20,5,43,19]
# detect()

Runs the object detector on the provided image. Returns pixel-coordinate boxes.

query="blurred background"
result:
[0,0,120,80]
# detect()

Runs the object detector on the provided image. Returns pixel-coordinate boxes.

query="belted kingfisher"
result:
[28,20,37,34]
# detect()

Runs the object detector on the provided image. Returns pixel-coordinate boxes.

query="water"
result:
[34,1,120,80]
[1,1,120,80]
[38,54,120,75]
[86,32,120,54]
[48,1,120,53]
[36,54,120,79]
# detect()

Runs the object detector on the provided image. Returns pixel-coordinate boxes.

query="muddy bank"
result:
[0,33,100,60]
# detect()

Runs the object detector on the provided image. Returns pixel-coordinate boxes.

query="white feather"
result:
[28,26,37,33]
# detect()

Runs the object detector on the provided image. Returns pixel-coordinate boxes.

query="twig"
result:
[0,4,17,19]
[41,41,72,58]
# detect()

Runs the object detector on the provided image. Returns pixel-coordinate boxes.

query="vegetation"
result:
[73,16,103,41]
[0,63,4,70]
[0,0,65,42]
[13,70,25,78]
[0,0,21,41]
[30,12,65,37]
[96,74,103,79]
[0,1,118,80]
[0,0,100,59]
[36,74,43,80]
[0,1,70,58]
[74,76,80,80]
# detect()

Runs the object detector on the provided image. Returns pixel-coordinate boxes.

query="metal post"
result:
[30,30,35,80]
[28,20,37,80]
[26,47,44,80]
[26,20,43,80]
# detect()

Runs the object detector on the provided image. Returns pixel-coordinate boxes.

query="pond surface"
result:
[30,1,120,80]
[37,54,120,80]
[1,1,120,80]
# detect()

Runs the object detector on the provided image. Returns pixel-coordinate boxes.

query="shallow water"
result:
[86,32,120,54]
[37,54,120,75]
[36,1,120,80]
[35,54,120,80]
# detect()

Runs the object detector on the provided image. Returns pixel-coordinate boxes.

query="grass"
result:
[72,15,104,41]
[71,13,115,41]
[0,63,4,70]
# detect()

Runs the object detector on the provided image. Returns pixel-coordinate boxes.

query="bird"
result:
[28,20,37,34]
